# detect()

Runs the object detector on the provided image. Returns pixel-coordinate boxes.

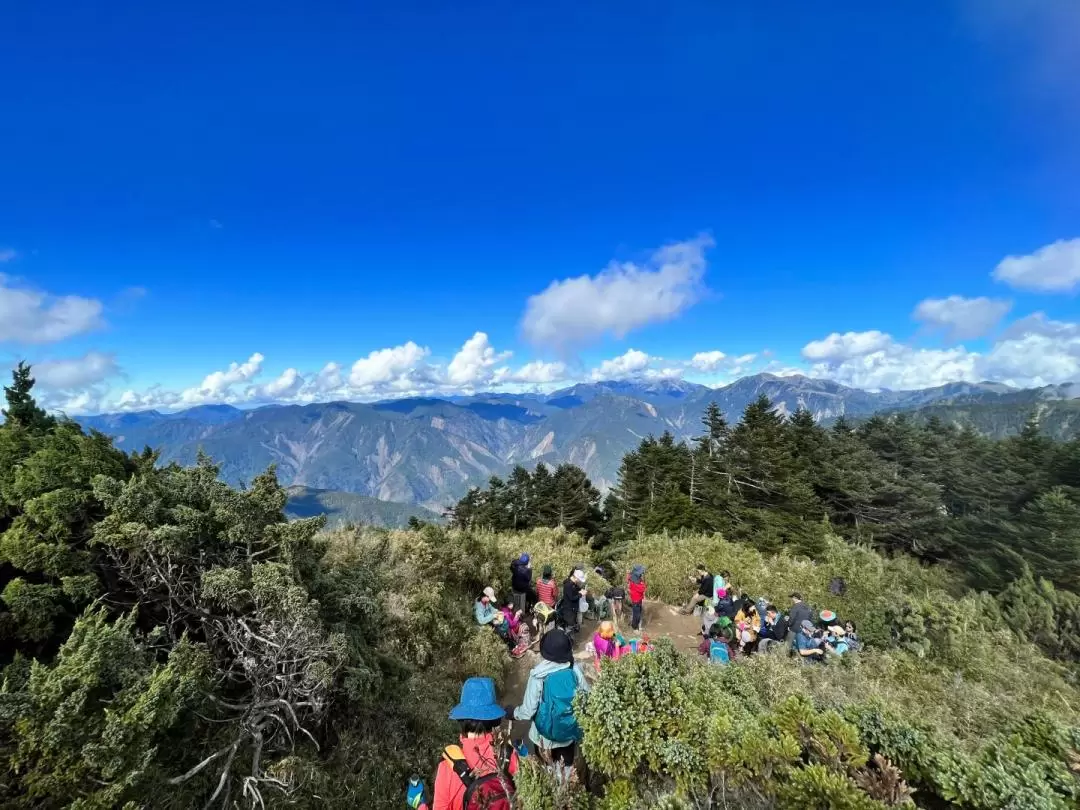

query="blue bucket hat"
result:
[448,677,505,722]
[519,552,530,564]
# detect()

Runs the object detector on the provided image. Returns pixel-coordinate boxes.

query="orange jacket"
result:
[432,733,519,810]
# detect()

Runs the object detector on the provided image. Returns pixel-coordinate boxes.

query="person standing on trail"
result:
[513,630,589,783]
[627,564,647,631]
[426,677,521,810]
[510,553,533,613]
[559,569,587,634]
[535,565,558,608]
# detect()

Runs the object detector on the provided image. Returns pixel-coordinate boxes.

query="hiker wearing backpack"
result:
[626,564,646,631]
[513,629,589,780]
[431,677,519,810]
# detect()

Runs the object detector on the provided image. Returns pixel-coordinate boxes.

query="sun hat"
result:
[519,553,530,564]
[448,677,506,722]
[820,609,837,623]
[829,625,846,636]
[599,620,615,639]
[717,588,728,598]
[540,629,574,664]
[482,586,496,601]
[801,619,815,632]
[573,569,587,584]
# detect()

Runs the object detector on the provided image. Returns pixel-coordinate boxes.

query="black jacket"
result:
[788,601,812,632]
[762,614,790,642]
[560,578,582,624]
[510,561,533,593]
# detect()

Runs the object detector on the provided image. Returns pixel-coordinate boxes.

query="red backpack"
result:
[441,744,515,810]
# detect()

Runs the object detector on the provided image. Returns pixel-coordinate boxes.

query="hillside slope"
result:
[284,485,443,528]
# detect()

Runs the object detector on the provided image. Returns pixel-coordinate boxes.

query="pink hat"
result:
[717,588,728,598]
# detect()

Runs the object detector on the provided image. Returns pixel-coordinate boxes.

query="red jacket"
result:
[535,578,558,607]
[433,734,518,810]
[627,575,646,604]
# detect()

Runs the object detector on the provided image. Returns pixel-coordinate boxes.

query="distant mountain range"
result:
[77,373,1080,514]
[284,486,442,528]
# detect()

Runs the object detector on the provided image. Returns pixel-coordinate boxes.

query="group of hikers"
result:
[472,554,651,663]
[681,564,859,665]
[413,556,860,809]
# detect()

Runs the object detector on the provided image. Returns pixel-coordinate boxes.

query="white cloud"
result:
[348,341,432,390]
[0,274,105,344]
[250,367,304,400]
[912,295,1012,340]
[591,349,654,380]
[802,313,1080,390]
[993,238,1080,292]
[447,332,512,386]
[33,352,120,390]
[494,360,569,385]
[181,353,264,404]
[690,351,727,373]
[0,249,17,263]
[801,331,893,363]
[521,234,713,348]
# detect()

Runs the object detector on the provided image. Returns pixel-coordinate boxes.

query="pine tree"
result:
[2,362,54,432]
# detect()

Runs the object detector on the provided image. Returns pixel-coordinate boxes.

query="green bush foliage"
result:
[3,367,1080,808]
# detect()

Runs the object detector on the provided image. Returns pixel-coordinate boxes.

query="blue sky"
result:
[1,1,1079,412]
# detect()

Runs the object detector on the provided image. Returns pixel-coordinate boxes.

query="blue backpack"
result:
[709,640,731,665]
[535,668,581,743]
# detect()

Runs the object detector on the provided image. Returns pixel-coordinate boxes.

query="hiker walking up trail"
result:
[513,629,589,782]
[426,677,520,810]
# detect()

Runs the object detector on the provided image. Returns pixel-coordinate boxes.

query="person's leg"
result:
[512,590,526,614]
[631,601,642,630]
[680,593,706,614]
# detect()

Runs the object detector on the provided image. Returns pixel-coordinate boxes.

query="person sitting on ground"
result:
[501,600,531,655]
[474,587,499,626]
[513,630,589,783]
[818,609,837,630]
[535,565,558,607]
[592,620,624,669]
[701,605,719,638]
[707,622,732,664]
[510,553,533,613]
[788,592,812,633]
[757,604,790,654]
[681,564,714,614]
[794,619,825,662]
[715,587,738,621]
[559,569,587,635]
[844,620,860,651]
[431,677,519,810]
[627,564,647,631]
[825,624,850,656]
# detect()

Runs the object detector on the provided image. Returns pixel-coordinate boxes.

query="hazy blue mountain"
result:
[76,373,1079,511]
[285,485,443,528]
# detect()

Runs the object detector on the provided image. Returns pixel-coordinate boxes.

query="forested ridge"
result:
[3,364,1080,809]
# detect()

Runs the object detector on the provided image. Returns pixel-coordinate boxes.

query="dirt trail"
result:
[503,600,701,739]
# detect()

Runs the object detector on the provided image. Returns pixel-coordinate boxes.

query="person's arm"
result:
[573,663,591,693]
[513,673,542,722]
[432,762,453,810]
